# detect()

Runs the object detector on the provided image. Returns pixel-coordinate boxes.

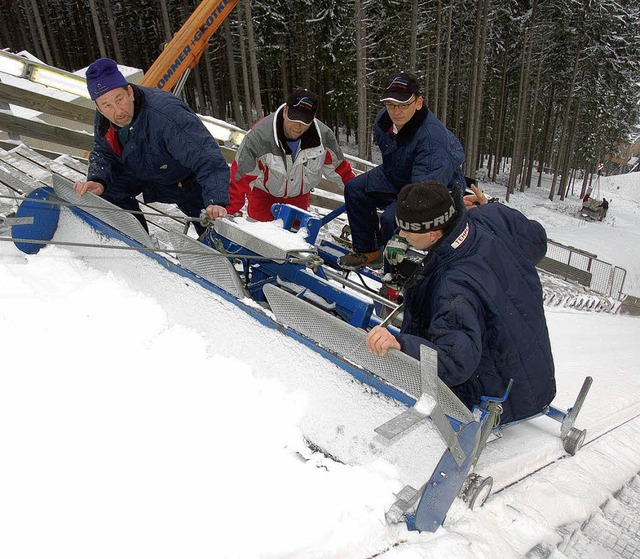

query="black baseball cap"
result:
[381,72,420,103]
[286,89,318,125]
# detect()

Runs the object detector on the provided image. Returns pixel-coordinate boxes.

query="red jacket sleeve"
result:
[324,152,356,186]
[335,158,356,185]
[227,159,255,215]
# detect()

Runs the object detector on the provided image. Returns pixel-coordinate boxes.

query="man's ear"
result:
[429,229,443,242]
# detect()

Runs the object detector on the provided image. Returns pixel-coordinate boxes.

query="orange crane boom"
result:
[140,0,239,92]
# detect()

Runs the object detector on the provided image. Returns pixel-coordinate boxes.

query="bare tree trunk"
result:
[103,0,123,62]
[6,4,31,60]
[223,20,244,128]
[536,84,554,188]
[158,0,172,42]
[549,50,580,201]
[243,0,263,119]
[506,4,538,199]
[279,37,288,104]
[423,23,431,100]
[440,4,453,126]
[463,0,488,179]
[432,0,442,116]
[470,0,488,177]
[491,52,509,183]
[236,15,252,126]
[87,0,107,59]
[355,0,368,160]
[522,57,544,189]
[303,29,311,89]
[509,0,543,196]
[36,1,62,67]
[0,4,10,48]
[191,63,206,113]
[579,172,589,199]
[29,0,53,64]
[203,49,221,117]
[21,0,44,61]
[409,0,418,73]
[213,45,228,116]
[558,95,581,200]
[175,0,204,110]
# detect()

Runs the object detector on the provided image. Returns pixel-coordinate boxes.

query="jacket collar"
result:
[378,106,428,145]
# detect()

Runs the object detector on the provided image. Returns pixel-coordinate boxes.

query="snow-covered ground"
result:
[477,171,640,299]
[1,166,639,559]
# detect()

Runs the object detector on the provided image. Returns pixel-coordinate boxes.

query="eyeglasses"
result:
[383,98,417,111]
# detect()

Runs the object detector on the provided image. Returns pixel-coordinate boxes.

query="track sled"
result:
[580,198,605,221]
[0,144,593,533]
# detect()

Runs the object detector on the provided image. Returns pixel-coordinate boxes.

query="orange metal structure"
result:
[140,0,239,92]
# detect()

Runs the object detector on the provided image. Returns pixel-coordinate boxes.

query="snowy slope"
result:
[476,172,640,298]
[1,167,640,558]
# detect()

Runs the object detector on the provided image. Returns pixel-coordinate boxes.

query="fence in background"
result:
[539,240,626,299]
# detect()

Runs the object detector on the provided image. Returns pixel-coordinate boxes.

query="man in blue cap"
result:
[74,58,229,232]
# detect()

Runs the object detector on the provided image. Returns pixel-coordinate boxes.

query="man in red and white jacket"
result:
[228,89,355,221]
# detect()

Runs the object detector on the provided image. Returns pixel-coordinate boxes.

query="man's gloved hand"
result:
[385,234,410,265]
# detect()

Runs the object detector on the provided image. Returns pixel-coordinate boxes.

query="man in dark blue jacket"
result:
[74,58,230,232]
[338,72,465,270]
[365,181,556,424]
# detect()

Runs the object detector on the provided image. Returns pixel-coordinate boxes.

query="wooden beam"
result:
[0,82,95,125]
[0,112,94,152]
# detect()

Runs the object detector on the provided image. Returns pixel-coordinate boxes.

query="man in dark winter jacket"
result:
[338,72,465,270]
[74,58,230,232]
[365,181,556,424]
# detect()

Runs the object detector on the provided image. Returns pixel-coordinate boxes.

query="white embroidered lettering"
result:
[451,223,469,248]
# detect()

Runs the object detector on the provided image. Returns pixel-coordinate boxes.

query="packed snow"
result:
[1,169,639,559]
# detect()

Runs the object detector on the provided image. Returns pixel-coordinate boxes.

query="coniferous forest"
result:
[1,0,639,199]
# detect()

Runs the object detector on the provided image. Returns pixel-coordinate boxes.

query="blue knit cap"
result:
[86,58,128,101]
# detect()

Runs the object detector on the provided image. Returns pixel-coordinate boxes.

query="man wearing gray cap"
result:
[74,58,229,233]
[365,181,556,424]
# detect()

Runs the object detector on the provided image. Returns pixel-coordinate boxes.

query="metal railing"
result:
[541,240,626,299]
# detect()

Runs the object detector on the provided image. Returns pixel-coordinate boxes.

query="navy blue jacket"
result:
[397,198,556,423]
[87,85,230,208]
[367,107,465,194]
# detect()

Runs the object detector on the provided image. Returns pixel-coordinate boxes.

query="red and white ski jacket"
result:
[227,105,354,214]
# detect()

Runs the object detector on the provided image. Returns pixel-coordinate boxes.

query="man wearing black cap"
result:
[228,88,355,221]
[365,181,556,424]
[338,72,465,270]
[74,58,230,232]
